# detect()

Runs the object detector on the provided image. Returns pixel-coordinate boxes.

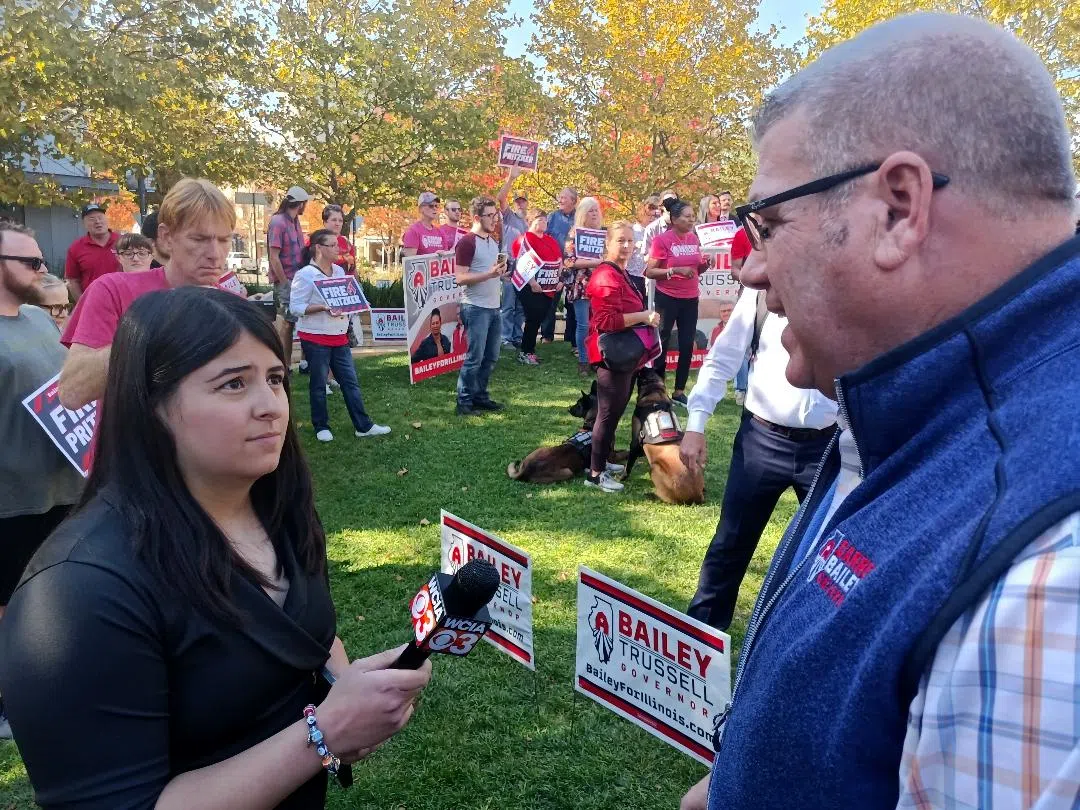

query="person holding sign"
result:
[0,223,83,619]
[582,221,659,492]
[646,198,707,407]
[561,197,604,375]
[0,287,430,807]
[510,209,563,365]
[290,230,390,443]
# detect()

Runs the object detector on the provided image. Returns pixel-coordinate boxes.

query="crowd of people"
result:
[1,10,1080,810]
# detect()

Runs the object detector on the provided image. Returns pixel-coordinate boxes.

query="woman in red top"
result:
[321,205,356,275]
[511,210,563,365]
[646,197,708,407]
[583,221,660,493]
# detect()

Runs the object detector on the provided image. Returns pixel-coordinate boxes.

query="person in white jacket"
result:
[290,229,390,442]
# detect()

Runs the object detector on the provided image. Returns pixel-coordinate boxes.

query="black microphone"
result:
[391,559,500,670]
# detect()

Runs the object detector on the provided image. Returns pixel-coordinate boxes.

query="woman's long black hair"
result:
[301,228,336,268]
[83,287,326,621]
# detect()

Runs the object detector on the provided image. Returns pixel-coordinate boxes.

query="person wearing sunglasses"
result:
[0,223,83,646]
[440,197,468,249]
[114,233,155,273]
[402,192,448,258]
[682,13,1080,810]
[290,229,390,443]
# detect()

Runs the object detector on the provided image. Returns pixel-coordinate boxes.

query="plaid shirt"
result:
[898,511,1080,809]
[267,212,306,280]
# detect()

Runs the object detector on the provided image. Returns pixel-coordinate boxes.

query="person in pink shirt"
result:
[401,192,449,257]
[646,197,708,405]
[440,198,467,249]
[58,178,237,411]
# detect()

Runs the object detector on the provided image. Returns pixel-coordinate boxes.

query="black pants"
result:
[0,505,70,605]
[517,287,552,354]
[687,413,833,630]
[591,367,635,473]
[655,290,699,392]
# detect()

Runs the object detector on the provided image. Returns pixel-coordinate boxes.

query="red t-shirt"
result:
[402,222,448,255]
[61,267,170,349]
[650,229,704,299]
[336,235,356,275]
[731,226,752,263]
[441,224,468,249]
[64,232,121,292]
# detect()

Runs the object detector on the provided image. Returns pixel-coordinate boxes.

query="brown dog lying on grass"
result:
[507,385,626,483]
[623,368,705,504]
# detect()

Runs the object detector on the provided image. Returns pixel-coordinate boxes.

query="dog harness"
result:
[566,430,593,461]
[639,405,683,445]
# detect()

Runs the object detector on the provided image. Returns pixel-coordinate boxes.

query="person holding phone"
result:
[0,287,430,809]
[454,196,507,416]
[290,229,390,443]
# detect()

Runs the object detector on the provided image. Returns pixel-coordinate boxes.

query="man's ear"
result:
[871,151,935,272]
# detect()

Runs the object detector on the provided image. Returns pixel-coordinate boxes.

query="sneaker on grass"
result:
[605,461,625,475]
[517,352,540,366]
[672,392,688,409]
[356,424,391,438]
[585,470,624,492]
[316,429,334,442]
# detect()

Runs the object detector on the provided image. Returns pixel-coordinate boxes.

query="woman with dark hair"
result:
[646,197,707,407]
[291,229,390,443]
[583,221,659,492]
[511,209,563,365]
[0,287,429,809]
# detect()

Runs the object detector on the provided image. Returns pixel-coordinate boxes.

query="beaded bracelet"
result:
[303,704,340,777]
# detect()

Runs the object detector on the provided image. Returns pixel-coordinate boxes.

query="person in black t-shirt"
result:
[0,287,431,809]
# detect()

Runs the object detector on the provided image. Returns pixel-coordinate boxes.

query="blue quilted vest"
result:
[708,235,1080,809]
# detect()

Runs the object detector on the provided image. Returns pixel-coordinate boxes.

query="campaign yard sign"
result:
[694,220,739,257]
[440,511,534,670]
[510,246,543,291]
[370,307,407,341]
[404,250,467,383]
[575,567,731,766]
[497,135,540,172]
[217,271,248,298]
[313,275,369,315]
[574,228,606,260]
[22,373,97,477]
[661,266,741,372]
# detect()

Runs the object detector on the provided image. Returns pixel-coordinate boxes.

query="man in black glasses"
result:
[684,12,1080,810]
[0,223,83,629]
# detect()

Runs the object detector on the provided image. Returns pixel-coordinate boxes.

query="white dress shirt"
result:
[685,287,837,433]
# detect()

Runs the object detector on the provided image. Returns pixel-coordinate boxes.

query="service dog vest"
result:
[566,430,593,461]
[639,405,683,445]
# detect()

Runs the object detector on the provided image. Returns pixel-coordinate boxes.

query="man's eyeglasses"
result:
[446,207,461,213]
[0,255,47,271]
[117,250,152,260]
[317,241,338,249]
[735,163,950,251]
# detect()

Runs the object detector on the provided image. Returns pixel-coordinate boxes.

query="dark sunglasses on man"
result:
[0,255,48,271]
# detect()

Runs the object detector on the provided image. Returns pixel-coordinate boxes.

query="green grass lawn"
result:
[0,343,799,809]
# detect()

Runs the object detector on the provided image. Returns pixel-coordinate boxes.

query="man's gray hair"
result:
[561,187,579,201]
[753,13,1075,215]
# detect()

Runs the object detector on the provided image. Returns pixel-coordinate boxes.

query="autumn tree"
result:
[0,0,272,207]
[803,0,1079,173]
[530,0,791,213]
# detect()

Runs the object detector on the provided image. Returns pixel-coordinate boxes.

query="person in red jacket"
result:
[583,221,660,492]
[511,209,563,365]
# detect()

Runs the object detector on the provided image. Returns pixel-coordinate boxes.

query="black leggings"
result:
[591,366,636,474]
[655,290,699,392]
[517,287,552,354]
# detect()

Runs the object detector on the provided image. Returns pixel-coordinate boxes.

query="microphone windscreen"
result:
[445,559,500,616]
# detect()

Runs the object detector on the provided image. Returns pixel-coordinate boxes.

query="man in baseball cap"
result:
[402,192,448,257]
[64,202,120,303]
[268,186,311,367]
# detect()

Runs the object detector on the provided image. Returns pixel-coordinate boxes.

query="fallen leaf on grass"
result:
[525,493,533,499]
[397,467,408,476]
[355,615,365,622]
[411,421,423,429]
[405,434,410,440]
[419,518,430,527]
[394,575,404,582]
[461,486,468,492]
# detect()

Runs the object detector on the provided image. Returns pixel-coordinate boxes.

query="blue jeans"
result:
[500,278,524,344]
[573,299,590,356]
[457,304,501,406]
[302,341,373,433]
[736,352,750,393]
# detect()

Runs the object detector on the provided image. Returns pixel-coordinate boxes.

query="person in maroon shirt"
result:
[64,204,121,302]
[583,220,660,493]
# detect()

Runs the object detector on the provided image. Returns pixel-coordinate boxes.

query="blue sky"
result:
[502,0,824,58]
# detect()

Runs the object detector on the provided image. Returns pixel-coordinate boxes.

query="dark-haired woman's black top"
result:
[0,491,337,809]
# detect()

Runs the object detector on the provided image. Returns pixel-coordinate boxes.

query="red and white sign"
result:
[575,567,730,765]
[510,246,543,291]
[441,510,534,670]
[313,275,369,314]
[21,372,97,478]
[370,307,407,341]
[217,271,248,298]
[404,251,467,384]
[497,135,540,172]
[694,220,738,256]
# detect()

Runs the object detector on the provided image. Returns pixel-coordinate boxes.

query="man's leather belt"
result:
[751,414,834,442]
